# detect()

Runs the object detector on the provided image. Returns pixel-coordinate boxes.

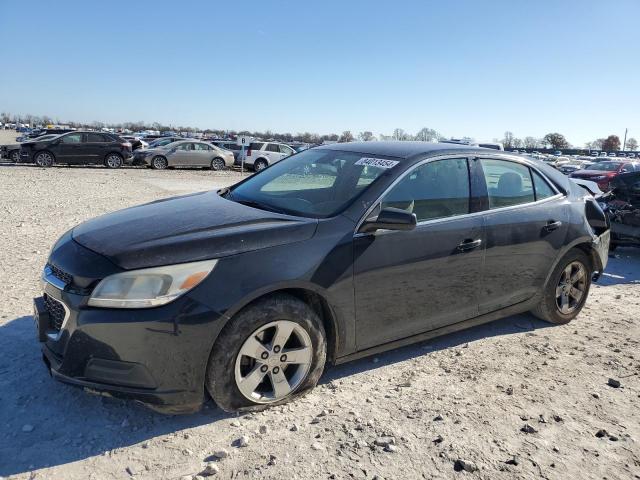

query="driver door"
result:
[56,132,85,162]
[353,157,484,349]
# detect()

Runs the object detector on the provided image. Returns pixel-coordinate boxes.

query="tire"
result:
[34,151,54,168]
[254,158,268,171]
[104,153,123,169]
[10,150,20,163]
[531,249,592,325]
[151,156,168,170]
[206,293,326,412]
[211,157,226,171]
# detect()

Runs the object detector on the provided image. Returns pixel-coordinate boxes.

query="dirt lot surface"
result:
[0,164,639,480]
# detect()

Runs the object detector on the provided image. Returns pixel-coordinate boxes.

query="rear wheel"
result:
[206,294,326,412]
[104,153,123,169]
[151,156,168,170]
[10,150,20,163]
[34,151,54,168]
[211,157,226,171]
[531,249,592,324]
[254,158,268,171]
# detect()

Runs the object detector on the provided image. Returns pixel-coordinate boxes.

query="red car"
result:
[569,161,639,191]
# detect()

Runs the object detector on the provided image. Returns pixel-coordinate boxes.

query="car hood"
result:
[72,190,318,270]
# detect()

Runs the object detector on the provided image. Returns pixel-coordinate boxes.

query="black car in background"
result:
[20,131,132,168]
[599,171,640,250]
[34,143,610,413]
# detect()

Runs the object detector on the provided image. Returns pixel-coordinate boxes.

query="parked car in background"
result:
[245,141,296,171]
[1,134,62,162]
[569,161,639,191]
[135,140,234,170]
[598,171,640,250]
[20,131,132,168]
[146,136,185,149]
[120,136,148,151]
[558,160,594,175]
[210,140,245,161]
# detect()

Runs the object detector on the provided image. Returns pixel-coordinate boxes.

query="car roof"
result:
[315,141,500,159]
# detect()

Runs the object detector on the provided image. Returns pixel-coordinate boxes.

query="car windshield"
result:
[589,162,621,171]
[228,149,399,218]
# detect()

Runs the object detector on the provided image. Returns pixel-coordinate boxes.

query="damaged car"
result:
[598,171,640,250]
[34,142,610,413]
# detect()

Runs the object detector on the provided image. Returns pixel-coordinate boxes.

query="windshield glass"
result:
[229,149,399,218]
[589,162,621,171]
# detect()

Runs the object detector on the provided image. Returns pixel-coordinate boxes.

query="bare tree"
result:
[358,131,375,141]
[625,138,638,151]
[523,136,539,149]
[339,131,354,143]
[502,131,515,149]
[415,127,441,142]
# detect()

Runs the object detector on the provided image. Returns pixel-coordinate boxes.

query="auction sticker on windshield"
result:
[355,157,399,169]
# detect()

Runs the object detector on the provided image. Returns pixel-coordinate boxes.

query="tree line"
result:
[1,111,635,150]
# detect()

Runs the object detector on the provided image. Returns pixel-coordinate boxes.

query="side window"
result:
[267,144,280,153]
[176,143,191,150]
[480,159,534,209]
[193,143,208,151]
[87,133,107,142]
[532,170,556,200]
[250,142,264,151]
[279,144,294,155]
[61,133,82,143]
[381,158,470,222]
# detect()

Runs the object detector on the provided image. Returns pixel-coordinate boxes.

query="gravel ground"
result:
[0,164,639,480]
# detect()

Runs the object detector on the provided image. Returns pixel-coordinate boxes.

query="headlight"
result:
[88,259,217,309]
[593,175,607,180]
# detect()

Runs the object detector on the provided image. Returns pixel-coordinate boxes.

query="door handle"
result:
[457,238,482,252]
[543,220,562,232]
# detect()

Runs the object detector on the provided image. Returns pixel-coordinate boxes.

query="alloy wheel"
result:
[10,150,20,162]
[35,152,53,167]
[152,156,168,169]
[106,154,122,168]
[255,160,267,171]
[234,320,313,404]
[555,261,587,314]
[211,158,225,171]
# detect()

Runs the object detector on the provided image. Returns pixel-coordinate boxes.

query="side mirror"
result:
[359,207,417,234]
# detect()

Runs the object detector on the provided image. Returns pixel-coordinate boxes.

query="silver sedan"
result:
[139,140,235,170]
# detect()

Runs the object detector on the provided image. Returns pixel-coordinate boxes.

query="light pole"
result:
[623,128,628,151]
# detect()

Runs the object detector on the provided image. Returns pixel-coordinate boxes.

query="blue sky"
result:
[1,0,639,145]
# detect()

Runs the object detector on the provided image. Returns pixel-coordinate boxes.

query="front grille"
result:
[44,294,67,331]
[47,263,73,285]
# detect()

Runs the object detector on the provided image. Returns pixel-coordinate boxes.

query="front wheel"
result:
[206,294,326,412]
[151,156,168,170]
[211,157,226,171]
[34,151,54,168]
[104,153,123,169]
[10,150,20,163]
[531,249,592,324]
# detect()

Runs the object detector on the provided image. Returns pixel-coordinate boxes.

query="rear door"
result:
[191,143,211,166]
[354,157,484,349]
[477,157,569,314]
[168,142,195,166]
[84,132,111,164]
[55,132,84,162]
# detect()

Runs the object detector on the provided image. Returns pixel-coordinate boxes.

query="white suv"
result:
[245,142,295,171]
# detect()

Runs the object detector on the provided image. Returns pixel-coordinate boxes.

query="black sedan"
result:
[20,131,132,168]
[34,142,610,413]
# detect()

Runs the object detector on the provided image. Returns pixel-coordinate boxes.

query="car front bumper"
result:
[34,275,223,413]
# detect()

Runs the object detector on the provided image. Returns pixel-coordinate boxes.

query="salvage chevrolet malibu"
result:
[34,142,610,413]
